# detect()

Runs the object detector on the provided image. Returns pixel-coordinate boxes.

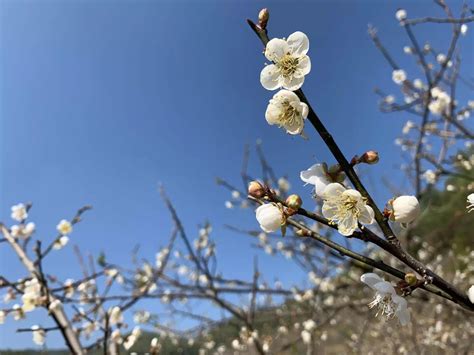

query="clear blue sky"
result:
[0,0,472,349]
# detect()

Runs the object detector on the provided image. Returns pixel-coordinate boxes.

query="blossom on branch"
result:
[300,163,345,197]
[31,325,46,345]
[321,183,374,236]
[260,31,311,91]
[255,203,285,233]
[11,203,28,222]
[265,90,308,135]
[361,273,411,326]
[392,69,407,85]
[467,193,474,213]
[390,195,420,226]
[56,219,73,235]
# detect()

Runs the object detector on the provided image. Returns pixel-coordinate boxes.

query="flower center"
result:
[369,294,396,320]
[341,196,360,217]
[279,100,300,126]
[278,54,299,77]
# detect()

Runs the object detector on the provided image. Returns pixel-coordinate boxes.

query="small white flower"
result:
[391,195,420,225]
[321,183,374,236]
[11,222,35,240]
[460,24,468,35]
[278,177,291,192]
[301,329,312,344]
[300,163,345,197]
[22,278,41,312]
[111,329,122,344]
[56,220,72,235]
[429,87,451,116]
[413,79,424,89]
[231,190,240,199]
[468,285,474,303]
[53,236,69,250]
[395,9,407,21]
[384,95,395,104]
[392,69,407,85]
[467,193,474,213]
[108,306,123,325]
[303,319,316,331]
[436,53,447,64]
[225,201,233,209]
[31,325,46,345]
[403,46,412,54]
[0,310,5,324]
[11,203,28,222]
[402,120,415,135]
[422,169,437,184]
[265,90,308,135]
[255,203,285,233]
[260,31,311,91]
[360,273,410,325]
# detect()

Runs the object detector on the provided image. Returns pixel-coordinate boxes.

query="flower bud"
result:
[255,203,285,233]
[391,195,420,225]
[404,273,417,286]
[361,151,379,165]
[258,8,269,29]
[286,194,302,210]
[248,181,265,198]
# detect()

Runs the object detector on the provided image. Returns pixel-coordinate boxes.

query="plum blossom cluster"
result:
[260,31,311,136]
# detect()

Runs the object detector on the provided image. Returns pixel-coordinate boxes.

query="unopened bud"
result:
[404,273,417,286]
[248,181,265,198]
[361,151,379,165]
[258,8,269,29]
[286,194,302,210]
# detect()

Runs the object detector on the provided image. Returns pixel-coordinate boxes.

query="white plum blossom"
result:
[413,78,424,89]
[277,177,291,192]
[360,273,411,326]
[260,31,311,91]
[0,310,5,324]
[11,203,28,222]
[422,169,437,184]
[468,285,474,303]
[53,236,69,250]
[56,219,72,235]
[436,53,447,64]
[460,24,468,35]
[31,325,46,345]
[255,203,285,233]
[265,90,308,135]
[301,329,312,344]
[22,278,42,312]
[391,195,420,226]
[392,69,407,85]
[429,87,451,116]
[395,9,407,21]
[11,222,35,239]
[467,193,474,213]
[321,183,374,236]
[108,306,123,325]
[300,163,345,197]
[123,326,141,350]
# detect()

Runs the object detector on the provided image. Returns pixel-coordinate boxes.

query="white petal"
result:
[323,183,346,199]
[338,214,357,236]
[287,31,309,56]
[284,117,304,135]
[359,205,375,225]
[300,102,309,118]
[260,65,280,90]
[322,202,338,220]
[275,89,299,102]
[296,56,311,77]
[372,281,396,295]
[282,75,304,91]
[265,38,289,62]
[360,273,383,288]
[300,164,326,185]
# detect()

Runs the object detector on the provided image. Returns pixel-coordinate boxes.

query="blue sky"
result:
[1,0,472,349]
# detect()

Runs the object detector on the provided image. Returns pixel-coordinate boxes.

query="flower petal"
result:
[372,281,396,295]
[337,214,357,236]
[360,273,383,288]
[296,56,311,77]
[265,38,289,62]
[359,205,375,225]
[260,65,281,90]
[287,31,309,56]
[323,183,346,199]
[282,75,304,91]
